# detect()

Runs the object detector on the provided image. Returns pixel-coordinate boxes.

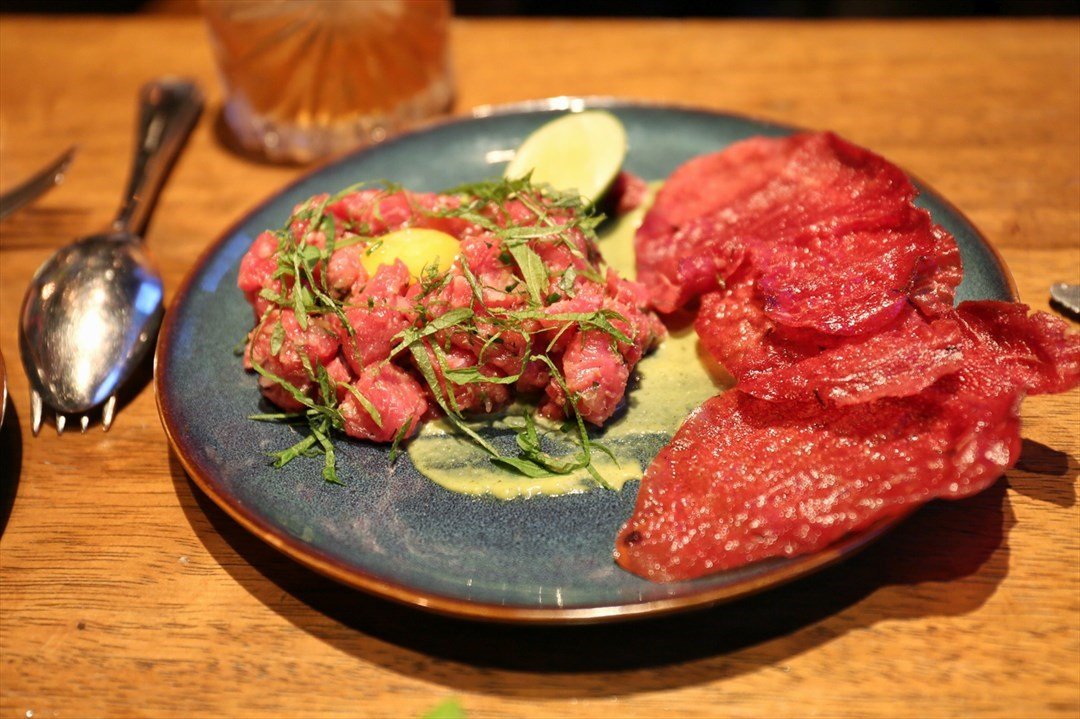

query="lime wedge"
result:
[504,110,627,204]
[362,228,460,279]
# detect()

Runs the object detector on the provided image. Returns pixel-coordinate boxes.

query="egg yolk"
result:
[361,228,461,279]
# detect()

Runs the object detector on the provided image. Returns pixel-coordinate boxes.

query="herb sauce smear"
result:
[407,187,729,498]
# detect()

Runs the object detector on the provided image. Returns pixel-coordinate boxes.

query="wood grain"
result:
[1,15,1077,719]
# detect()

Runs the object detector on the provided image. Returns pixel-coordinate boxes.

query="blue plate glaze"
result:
[156,100,1015,623]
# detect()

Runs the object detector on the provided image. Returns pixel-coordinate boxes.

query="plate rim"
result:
[155,97,1017,624]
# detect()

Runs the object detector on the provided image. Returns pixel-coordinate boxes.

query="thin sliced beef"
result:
[622,129,1074,582]
[635,132,958,317]
[635,135,802,248]
[614,383,1019,581]
[616,301,1080,581]
[910,224,963,318]
[694,280,822,385]
[738,308,966,406]
[752,206,941,337]
[953,301,1080,396]
[634,135,802,311]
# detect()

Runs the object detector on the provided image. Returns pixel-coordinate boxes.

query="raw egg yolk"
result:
[361,228,461,279]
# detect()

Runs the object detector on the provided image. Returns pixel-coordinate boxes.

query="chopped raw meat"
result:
[245,309,341,412]
[237,231,283,318]
[326,188,472,239]
[339,363,429,443]
[606,171,650,215]
[413,341,513,416]
[339,304,413,371]
[239,184,665,444]
[557,329,631,425]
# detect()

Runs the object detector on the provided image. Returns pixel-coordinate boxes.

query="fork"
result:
[0,146,76,220]
[1049,283,1080,318]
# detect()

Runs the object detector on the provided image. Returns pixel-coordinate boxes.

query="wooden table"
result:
[1,15,1077,718]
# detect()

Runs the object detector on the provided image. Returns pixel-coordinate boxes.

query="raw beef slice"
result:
[616,301,1080,581]
[634,132,955,316]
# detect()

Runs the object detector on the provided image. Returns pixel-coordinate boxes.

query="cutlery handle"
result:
[113,78,204,236]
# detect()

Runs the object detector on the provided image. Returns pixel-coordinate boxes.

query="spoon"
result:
[19,78,203,435]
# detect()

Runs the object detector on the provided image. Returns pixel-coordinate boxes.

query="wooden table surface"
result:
[1,14,1078,719]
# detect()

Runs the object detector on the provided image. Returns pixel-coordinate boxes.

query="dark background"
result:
[2,0,1078,16]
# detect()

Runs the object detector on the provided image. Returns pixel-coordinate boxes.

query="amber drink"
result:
[203,0,453,163]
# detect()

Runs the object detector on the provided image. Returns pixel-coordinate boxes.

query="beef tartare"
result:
[237,179,665,482]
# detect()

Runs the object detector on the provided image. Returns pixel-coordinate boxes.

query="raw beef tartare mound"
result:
[237,180,664,481]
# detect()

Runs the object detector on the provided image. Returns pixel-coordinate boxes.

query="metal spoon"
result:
[19,78,203,435]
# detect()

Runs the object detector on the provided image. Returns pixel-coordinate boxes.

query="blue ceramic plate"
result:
[156,99,1014,623]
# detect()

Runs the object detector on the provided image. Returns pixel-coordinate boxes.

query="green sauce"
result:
[407,185,729,499]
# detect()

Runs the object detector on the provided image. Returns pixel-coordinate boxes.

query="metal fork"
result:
[0,146,76,220]
[1050,283,1080,318]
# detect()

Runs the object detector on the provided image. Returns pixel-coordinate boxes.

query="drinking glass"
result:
[202,0,454,163]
